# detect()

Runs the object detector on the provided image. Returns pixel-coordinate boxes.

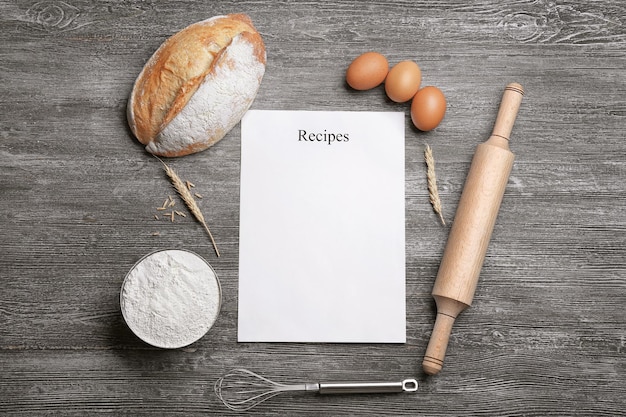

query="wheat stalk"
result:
[424,144,446,226]
[155,157,221,257]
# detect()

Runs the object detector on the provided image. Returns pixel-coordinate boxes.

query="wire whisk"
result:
[214,368,418,411]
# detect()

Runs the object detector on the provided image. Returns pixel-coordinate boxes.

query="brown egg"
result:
[385,61,422,103]
[346,52,389,90]
[411,86,446,131]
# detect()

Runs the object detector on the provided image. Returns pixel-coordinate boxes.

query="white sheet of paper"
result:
[238,110,406,343]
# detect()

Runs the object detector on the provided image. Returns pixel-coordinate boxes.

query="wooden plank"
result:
[1,0,625,415]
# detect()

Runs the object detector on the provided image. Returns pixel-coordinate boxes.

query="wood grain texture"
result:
[1,0,625,415]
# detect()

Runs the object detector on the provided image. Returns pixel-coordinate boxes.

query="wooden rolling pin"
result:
[422,83,524,375]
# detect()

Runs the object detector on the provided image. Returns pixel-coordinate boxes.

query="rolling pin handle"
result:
[491,83,524,142]
[422,312,455,375]
[422,296,468,375]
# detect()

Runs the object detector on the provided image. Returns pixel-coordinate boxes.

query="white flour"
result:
[149,33,266,156]
[120,249,221,348]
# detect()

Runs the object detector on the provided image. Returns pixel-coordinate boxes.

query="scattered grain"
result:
[156,157,220,257]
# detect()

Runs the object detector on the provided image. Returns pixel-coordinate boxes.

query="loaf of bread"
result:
[128,14,266,157]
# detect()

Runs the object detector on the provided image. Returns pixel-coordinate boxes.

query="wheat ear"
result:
[424,144,446,226]
[155,157,221,257]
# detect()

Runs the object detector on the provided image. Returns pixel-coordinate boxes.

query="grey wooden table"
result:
[1,0,625,415]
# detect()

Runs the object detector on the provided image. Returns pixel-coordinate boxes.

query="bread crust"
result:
[128,14,266,157]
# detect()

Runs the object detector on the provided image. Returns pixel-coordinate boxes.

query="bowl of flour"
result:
[120,249,222,348]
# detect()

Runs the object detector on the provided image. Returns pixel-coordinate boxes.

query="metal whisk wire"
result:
[214,368,310,411]
[215,368,418,411]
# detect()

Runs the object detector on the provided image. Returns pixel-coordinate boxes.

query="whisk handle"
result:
[318,379,418,394]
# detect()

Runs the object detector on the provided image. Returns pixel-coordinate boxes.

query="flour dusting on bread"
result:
[128,14,266,157]
[148,34,265,156]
